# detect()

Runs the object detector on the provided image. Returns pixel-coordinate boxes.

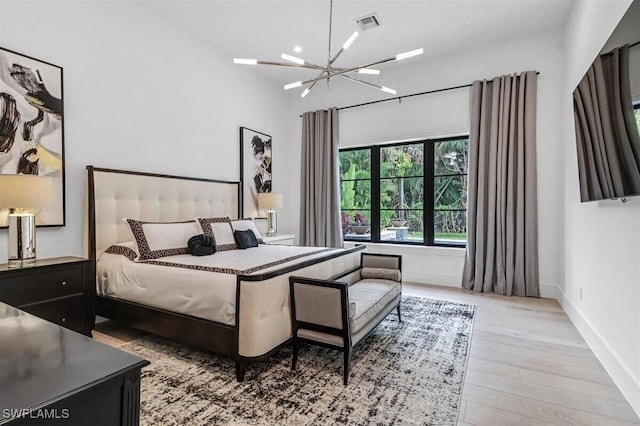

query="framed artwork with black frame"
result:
[239,127,271,218]
[0,46,65,227]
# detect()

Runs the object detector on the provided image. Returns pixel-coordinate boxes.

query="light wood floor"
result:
[93,283,640,425]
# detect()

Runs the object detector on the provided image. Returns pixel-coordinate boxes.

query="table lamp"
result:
[0,174,53,268]
[258,192,283,236]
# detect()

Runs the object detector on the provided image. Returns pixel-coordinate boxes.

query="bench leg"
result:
[291,339,299,370]
[397,304,402,323]
[235,360,246,382]
[343,349,351,386]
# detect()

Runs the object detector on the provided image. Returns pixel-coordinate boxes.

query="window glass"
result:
[340,149,372,240]
[381,144,423,178]
[339,137,468,246]
[434,139,468,244]
[434,176,467,210]
[434,138,468,176]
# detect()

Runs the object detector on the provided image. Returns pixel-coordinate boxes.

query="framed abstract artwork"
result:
[240,127,271,218]
[0,47,65,227]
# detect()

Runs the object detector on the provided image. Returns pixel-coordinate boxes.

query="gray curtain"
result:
[300,108,343,248]
[573,45,640,201]
[462,71,539,297]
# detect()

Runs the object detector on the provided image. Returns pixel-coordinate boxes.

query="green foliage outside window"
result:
[339,137,468,245]
[434,139,468,239]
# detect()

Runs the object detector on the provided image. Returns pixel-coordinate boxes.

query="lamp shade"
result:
[258,192,283,209]
[0,175,53,209]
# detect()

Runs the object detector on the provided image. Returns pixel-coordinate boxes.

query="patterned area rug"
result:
[119,295,475,425]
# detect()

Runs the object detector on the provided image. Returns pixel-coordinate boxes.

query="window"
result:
[635,102,640,136]
[340,136,469,246]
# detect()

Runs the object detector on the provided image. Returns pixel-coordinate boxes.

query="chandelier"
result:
[233,0,423,98]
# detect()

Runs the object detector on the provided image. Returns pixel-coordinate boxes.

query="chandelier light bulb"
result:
[284,81,303,90]
[358,68,380,75]
[395,48,424,61]
[281,53,305,65]
[301,88,311,97]
[342,31,359,50]
[293,46,302,53]
[233,58,258,65]
[381,86,397,95]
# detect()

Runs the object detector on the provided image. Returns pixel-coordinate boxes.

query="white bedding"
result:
[97,243,343,325]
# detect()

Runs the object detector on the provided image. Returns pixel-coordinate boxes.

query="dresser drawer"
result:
[0,266,84,306]
[22,295,86,331]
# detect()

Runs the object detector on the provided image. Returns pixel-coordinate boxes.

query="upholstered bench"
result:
[288,253,402,385]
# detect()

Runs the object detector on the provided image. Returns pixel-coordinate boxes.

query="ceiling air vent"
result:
[355,13,381,31]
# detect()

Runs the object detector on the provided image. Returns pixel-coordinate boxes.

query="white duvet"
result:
[97,243,342,325]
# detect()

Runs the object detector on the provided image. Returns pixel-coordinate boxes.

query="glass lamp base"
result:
[266,210,277,236]
[8,258,37,269]
[7,210,37,268]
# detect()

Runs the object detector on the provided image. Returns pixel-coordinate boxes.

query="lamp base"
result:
[8,258,37,269]
[266,210,277,236]
[7,209,37,269]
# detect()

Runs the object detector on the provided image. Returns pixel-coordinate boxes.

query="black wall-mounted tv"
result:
[573,0,640,202]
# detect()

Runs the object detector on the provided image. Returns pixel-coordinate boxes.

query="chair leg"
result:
[343,349,351,386]
[397,303,402,323]
[291,339,299,371]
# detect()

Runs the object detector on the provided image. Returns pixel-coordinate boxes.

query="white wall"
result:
[282,31,564,297]
[0,1,291,261]
[560,0,639,415]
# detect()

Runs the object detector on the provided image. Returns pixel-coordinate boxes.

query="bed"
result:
[85,166,364,380]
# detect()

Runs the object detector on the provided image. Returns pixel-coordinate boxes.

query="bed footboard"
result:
[234,245,364,379]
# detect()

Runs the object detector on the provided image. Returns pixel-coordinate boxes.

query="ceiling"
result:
[139,0,575,90]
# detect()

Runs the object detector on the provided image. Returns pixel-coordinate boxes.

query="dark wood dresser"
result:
[0,302,149,425]
[0,257,94,336]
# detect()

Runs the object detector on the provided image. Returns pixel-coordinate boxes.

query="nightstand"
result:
[262,234,296,245]
[0,257,94,336]
[0,302,148,426]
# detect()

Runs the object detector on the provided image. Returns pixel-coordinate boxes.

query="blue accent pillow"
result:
[234,230,259,249]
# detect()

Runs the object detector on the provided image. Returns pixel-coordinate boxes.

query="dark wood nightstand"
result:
[0,257,94,336]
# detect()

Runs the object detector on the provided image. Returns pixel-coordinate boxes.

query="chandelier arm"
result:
[304,79,321,96]
[299,69,329,97]
[329,46,345,65]
[309,69,329,83]
[302,62,327,70]
[329,31,358,65]
[300,56,397,86]
[255,60,321,70]
[340,74,385,90]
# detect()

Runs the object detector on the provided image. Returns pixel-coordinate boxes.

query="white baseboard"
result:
[402,271,462,287]
[404,277,561,297]
[557,287,640,417]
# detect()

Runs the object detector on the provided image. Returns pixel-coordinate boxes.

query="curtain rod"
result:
[298,71,540,117]
[601,40,640,56]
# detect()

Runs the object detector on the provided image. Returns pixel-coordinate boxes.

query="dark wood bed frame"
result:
[86,166,365,381]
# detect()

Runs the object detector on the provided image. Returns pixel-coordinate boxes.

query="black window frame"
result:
[340,135,469,248]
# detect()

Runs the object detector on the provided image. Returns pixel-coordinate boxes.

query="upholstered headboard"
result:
[86,166,240,259]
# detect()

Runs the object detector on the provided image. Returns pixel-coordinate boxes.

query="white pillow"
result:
[125,219,201,260]
[231,219,264,243]
[196,217,238,251]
